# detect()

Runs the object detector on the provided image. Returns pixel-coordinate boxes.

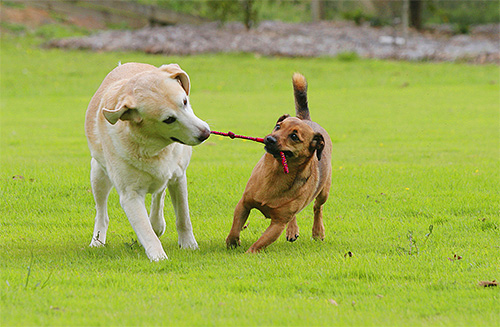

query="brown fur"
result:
[292,73,307,92]
[226,73,332,253]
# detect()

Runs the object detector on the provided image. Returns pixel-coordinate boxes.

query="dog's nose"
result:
[198,129,211,142]
[264,135,277,145]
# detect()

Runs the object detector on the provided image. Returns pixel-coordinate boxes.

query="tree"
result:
[206,0,257,30]
[311,0,324,22]
[242,0,257,30]
[409,0,423,30]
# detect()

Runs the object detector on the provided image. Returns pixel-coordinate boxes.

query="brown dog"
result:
[226,73,332,253]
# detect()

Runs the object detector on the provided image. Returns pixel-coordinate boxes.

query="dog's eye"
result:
[183,98,188,106]
[290,133,300,142]
[275,125,280,130]
[163,117,177,124]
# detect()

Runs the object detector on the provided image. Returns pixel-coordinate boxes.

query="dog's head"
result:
[264,115,325,164]
[102,64,210,146]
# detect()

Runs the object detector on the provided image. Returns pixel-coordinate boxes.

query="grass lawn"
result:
[1,34,499,326]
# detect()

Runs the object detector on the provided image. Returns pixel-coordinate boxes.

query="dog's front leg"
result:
[247,219,287,253]
[226,199,251,248]
[285,215,299,242]
[150,189,166,237]
[168,174,198,250]
[119,191,168,261]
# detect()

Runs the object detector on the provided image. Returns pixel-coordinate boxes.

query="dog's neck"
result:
[119,122,175,159]
[265,153,317,184]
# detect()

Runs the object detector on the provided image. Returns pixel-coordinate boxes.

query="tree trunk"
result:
[402,0,409,40]
[311,0,323,22]
[409,0,423,30]
[243,0,255,30]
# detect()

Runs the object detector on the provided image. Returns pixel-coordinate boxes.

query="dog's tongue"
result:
[280,152,289,174]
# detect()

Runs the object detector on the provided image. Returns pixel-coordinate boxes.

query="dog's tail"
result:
[292,73,311,120]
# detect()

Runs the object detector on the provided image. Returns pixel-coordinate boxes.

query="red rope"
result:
[211,130,289,174]
[280,151,289,174]
[210,130,264,143]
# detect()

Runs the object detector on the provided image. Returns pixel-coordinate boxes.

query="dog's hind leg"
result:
[312,187,329,241]
[89,158,113,247]
[168,174,198,250]
[150,190,166,237]
[226,199,251,248]
[286,215,299,242]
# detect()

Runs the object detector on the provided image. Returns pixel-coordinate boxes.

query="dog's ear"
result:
[310,133,325,161]
[159,64,190,95]
[102,95,141,125]
[276,114,291,124]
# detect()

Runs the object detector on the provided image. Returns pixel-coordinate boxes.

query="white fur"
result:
[85,62,209,261]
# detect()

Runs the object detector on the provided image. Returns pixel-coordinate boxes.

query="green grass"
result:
[1,34,499,326]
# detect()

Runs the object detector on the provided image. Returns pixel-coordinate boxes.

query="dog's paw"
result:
[312,229,325,241]
[245,246,261,254]
[178,233,199,250]
[89,237,105,247]
[146,248,168,262]
[286,219,299,242]
[286,225,300,242]
[151,221,166,237]
[226,236,241,249]
[179,239,199,250]
[286,233,300,242]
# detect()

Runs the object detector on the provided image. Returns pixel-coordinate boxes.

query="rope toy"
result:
[211,131,289,174]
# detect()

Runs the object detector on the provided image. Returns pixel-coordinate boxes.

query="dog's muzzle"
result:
[264,135,281,157]
[264,135,294,160]
[264,135,277,146]
[198,128,211,142]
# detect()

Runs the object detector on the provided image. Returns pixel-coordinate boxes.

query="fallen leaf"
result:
[478,280,498,287]
[448,254,463,261]
[344,251,353,258]
[328,299,338,306]
[12,175,25,181]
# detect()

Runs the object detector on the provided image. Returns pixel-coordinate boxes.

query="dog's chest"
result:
[122,144,191,192]
[251,172,317,214]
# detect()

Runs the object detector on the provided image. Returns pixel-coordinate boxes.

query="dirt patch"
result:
[0,5,56,28]
[46,21,499,64]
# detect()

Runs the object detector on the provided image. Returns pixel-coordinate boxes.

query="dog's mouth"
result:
[265,146,293,160]
[281,150,293,158]
[170,137,185,145]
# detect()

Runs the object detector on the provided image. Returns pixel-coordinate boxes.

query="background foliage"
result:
[140,0,500,29]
